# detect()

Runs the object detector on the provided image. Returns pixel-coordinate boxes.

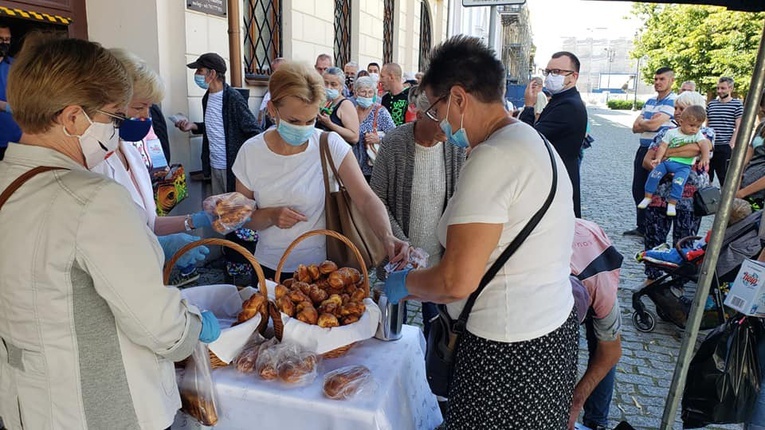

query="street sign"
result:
[462,0,527,6]
[187,0,227,17]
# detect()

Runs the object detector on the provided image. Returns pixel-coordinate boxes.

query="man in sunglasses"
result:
[520,51,587,218]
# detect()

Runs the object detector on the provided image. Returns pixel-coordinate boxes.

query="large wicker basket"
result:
[270,229,371,358]
[164,238,269,368]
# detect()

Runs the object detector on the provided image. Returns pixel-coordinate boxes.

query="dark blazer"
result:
[193,84,261,192]
[149,104,170,162]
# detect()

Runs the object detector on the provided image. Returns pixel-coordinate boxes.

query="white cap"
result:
[403,71,417,82]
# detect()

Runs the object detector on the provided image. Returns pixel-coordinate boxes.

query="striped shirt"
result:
[639,92,677,147]
[707,98,743,146]
[205,90,227,169]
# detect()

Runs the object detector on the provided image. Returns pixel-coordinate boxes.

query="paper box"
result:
[725,259,765,317]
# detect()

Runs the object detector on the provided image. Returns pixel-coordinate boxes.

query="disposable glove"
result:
[191,211,212,229]
[158,233,210,268]
[199,310,221,343]
[384,269,412,304]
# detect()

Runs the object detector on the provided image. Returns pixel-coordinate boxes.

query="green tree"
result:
[631,4,765,97]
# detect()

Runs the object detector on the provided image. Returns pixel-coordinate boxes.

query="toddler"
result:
[638,105,710,216]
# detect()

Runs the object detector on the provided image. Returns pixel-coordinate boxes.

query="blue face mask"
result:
[439,96,470,149]
[194,74,209,90]
[356,96,374,109]
[325,88,339,101]
[754,136,764,149]
[119,117,153,142]
[276,114,315,146]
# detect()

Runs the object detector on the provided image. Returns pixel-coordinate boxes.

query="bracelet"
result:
[184,215,194,231]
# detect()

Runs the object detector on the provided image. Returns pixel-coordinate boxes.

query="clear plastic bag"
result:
[384,247,429,273]
[255,342,319,386]
[179,342,219,426]
[322,365,375,400]
[233,333,274,374]
[202,192,256,234]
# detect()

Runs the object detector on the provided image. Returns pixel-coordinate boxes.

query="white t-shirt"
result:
[440,121,575,343]
[232,129,351,271]
[205,90,226,169]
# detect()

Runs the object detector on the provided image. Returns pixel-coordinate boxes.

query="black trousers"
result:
[561,155,582,218]
[709,144,731,186]
[631,146,650,233]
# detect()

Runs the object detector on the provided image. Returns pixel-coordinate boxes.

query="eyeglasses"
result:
[424,95,447,122]
[96,109,128,128]
[543,69,575,77]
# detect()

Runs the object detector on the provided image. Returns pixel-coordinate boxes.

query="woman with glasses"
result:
[232,61,407,279]
[352,76,396,181]
[0,35,218,430]
[317,67,359,146]
[384,36,578,429]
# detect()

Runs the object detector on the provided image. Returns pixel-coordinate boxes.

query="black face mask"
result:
[0,43,9,57]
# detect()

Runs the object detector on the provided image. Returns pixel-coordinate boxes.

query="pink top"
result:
[570,219,621,319]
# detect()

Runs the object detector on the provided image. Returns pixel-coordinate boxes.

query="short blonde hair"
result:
[269,61,326,107]
[8,34,132,134]
[675,91,706,109]
[109,48,164,104]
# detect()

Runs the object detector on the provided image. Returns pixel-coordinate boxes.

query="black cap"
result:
[187,53,227,75]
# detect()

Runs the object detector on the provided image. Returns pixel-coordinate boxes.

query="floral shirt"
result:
[647,125,716,212]
[353,104,396,176]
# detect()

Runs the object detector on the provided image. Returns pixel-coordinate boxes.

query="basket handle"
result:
[274,229,370,296]
[163,238,268,297]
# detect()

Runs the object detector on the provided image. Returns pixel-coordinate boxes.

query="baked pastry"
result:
[180,390,219,425]
[296,304,319,325]
[296,265,312,283]
[236,293,266,323]
[318,313,340,328]
[275,284,289,300]
[276,296,295,317]
[277,354,317,384]
[341,315,360,325]
[318,301,339,316]
[308,284,329,305]
[288,289,310,304]
[322,294,343,308]
[328,267,362,289]
[307,264,321,281]
[323,365,372,400]
[283,278,294,288]
[319,260,338,275]
[350,288,366,303]
[259,363,278,380]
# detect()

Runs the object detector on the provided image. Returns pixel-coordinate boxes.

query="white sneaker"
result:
[667,204,677,216]
[637,197,652,209]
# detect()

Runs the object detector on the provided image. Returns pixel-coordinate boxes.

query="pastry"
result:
[323,365,372,400]
[350,288,366,303]
[308,284,328,305]
[318,301,339,316]
[288,289,310,304]
[283,278,294,288]
[322,294,343,308]
[327,270,346,289]
[275,284,289,300]
[259,363,278,380]
[276,296,295,317]
[296,304,319,325]
[236,293,266,323]
[319,260,338,275]
[341,315,360,325]
[277,354,317,384]
[296,265,312,283]
[328,267,362,289]
[307,264,321,281]
[318,313,340,328]
[180,390,219,425]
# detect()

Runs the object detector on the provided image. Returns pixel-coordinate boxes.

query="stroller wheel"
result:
[632,311,656,333]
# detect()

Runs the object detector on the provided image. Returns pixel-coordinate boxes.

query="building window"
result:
[244,0,282,80]
[383,0,395,63]
[419,1,432,72]
[334,0,352,68]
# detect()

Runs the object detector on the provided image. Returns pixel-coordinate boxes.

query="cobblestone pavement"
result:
[193,105,745,430]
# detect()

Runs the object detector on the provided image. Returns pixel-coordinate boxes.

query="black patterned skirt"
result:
[446,308,579,430]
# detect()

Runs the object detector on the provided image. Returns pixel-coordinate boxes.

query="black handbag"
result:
[424,134,559,398]
[693,186,721,216]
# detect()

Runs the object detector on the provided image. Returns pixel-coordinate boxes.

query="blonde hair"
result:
[269,61,326,107]
[8,34,132,134]
[109,48,164,104]
[730,198,753,225]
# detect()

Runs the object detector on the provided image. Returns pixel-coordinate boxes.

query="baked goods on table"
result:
[202,192,256,234]
[254,342,319,386]
[180,390,219,426]
[234,292,267,326]
[275,261,367,328]
[323,365,374,400]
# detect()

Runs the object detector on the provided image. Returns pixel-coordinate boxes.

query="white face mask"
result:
[64,111,119,168]
[544,74,567,95]
[369,73,380,82]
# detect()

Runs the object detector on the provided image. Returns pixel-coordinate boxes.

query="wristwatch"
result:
[184,215,194,231]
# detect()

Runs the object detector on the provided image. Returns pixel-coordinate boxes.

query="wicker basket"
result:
[270,229,370,358]
[164,238,269,368]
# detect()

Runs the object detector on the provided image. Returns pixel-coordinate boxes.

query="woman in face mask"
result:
[352,76,396,182]
[0,35,217,430]
[90,49,211,287]
[316,67,359,145]
[231,61,407,279]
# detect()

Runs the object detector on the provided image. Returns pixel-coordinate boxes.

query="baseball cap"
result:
[187,53,227,75]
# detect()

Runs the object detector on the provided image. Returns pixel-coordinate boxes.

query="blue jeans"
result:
[645,160,692,203]
[422,302,438,339]
[747,331,765,429]
[582,313,616,428]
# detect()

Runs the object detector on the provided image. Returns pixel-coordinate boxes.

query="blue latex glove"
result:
[384,269,412,304]
[157,233,210,268]
[199,310,221,343]
[191,211,212,229]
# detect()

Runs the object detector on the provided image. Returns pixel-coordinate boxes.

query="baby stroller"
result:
[632,211,764,333]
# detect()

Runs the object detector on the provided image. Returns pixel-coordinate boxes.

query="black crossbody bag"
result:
[424,134,558,398]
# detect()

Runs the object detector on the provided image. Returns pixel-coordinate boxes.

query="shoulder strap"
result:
[372,105,380,131]
[453,133,558,334]
[0,166,69,210]
[319,132,333,197]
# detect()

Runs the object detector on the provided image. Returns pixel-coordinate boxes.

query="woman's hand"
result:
[269,207,308,229]
[384,236,410,269]
[364,132,381,145]
[318,113,332,127]
[175,119,197,132]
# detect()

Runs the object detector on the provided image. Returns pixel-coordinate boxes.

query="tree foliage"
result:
[631,4,765,96]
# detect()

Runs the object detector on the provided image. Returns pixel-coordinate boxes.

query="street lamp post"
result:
[604,47,616,103]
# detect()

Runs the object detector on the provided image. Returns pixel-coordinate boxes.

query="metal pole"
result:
[633,57,640,110]
[660,20,765,429]
[227,0,243,87]
[488,6,497,50]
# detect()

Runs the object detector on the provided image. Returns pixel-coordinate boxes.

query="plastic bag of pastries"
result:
[233,333,276,374]
[276,349,319,387]
[322,365,375,400]
[179,342,220,425]
[201,192,256,234]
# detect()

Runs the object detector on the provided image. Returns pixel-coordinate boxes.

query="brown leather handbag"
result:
[319,132,386,270]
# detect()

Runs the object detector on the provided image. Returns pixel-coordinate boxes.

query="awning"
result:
[0,6,72,25]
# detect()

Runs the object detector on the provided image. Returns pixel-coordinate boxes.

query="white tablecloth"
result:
[172,325,442,430]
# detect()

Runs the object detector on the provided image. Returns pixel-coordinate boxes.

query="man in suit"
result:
[520,51,588,217]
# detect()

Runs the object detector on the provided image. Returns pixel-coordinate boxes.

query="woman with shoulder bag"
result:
[352,76,396,181]
[384,36,579,429]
